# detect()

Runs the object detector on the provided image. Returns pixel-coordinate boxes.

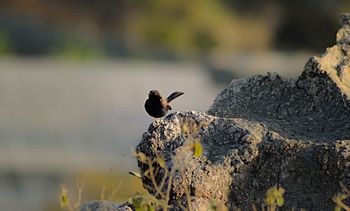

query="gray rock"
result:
[79,200,133,211]
[136,14,350,210]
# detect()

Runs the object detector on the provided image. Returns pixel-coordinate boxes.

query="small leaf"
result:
[182,123,189,134]
[338,194,348,201]
[156,156,166,168]
[273,187,285,197]
[332,193,347,203]
[334,205,341,211]
[137,152,148,163]
[276,196,284,207]
[194,140,203,157]
[265,195,274,205]
[144,169,150,177]
[59,185,71,208]
[265,185,285,207]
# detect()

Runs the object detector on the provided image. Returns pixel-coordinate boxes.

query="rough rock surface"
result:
[136,14,350,210]
[79,200,133,211]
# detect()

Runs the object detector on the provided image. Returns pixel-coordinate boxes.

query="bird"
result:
[144,90,184,118]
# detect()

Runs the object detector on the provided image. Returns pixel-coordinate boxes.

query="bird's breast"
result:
[145,99,169,118]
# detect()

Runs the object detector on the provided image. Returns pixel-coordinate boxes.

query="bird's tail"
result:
[166,91,184,102]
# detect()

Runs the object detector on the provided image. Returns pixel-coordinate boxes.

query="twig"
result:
[180,167,192,211]
[147,159,166,198]
[110,181,122,200]
[165,166,177,210]
[332,195,350,210]
[74,180,85,209]
[159,167,169,191]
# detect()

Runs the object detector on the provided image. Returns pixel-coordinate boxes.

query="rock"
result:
[79,200,133,211]
[136,14,350,210]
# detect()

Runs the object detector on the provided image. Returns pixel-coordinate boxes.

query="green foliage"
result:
[333,193,349,211]
[156,155,166,169]
[53,36,104,60]
[129,192,166,211]
[59,185,71,209]
[193,140,203,158]
[339,0,350,13]
[125,0,239,56]
[0,31,12,56]
[130,117,211,211]
[59,181,84,211]
[264,185,285,211]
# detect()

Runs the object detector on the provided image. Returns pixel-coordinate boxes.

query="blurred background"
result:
[0,0,349,210]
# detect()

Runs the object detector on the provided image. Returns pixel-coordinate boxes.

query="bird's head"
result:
[148,90,162,99]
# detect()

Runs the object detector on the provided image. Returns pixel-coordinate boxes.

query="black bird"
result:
[144,90,184,118]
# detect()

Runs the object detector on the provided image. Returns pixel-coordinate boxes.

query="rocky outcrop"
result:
[136,14,350,210]
[80,14,350,211]
[80,200,133,211]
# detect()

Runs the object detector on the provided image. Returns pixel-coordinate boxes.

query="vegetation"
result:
[59,117,350,210]
[59,162,350,211]
[0,31,12,56]
[52,36,104,60]
[2,0,350,58]
[124,0,270,57]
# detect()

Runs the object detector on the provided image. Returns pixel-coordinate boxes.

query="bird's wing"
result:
[160,98,172,110]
